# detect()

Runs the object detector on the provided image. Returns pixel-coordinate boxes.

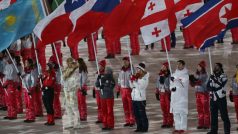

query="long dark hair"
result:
[78,58,88,73]
[196,66,206,75]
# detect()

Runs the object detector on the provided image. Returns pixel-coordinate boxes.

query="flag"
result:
[67,0,120,48]
[140,0,177,45]
[103,0,148,42]
[175,0,203,26]
[33,0,86,47]
[181,0,238,50]
[51,0,64,11]
[0,0,16,11]
[0,0,44,52]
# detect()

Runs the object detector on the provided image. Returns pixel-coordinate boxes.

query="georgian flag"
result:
[175,0,203,26]
[140,0,177,45]
[0,0,16,10]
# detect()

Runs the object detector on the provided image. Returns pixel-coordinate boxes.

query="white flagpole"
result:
[126,36,134,75]
[6,49,31,96]
[163,39,173,74]
[91,33,103,95]
[32,33,43,87]
[208,47,213,74]
[52,43,63,77]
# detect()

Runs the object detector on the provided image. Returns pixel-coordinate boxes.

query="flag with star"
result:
[181,0,238,50]
[0,0,44,52]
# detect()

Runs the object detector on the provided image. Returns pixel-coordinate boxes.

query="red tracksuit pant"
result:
[233,95,238,124]
[161,36,171,51]
[183,28,193,48]
[121,88,135,124]
[15,82,23,113]
[6,82,17,118]
[77,89,87,120]
[70,45,79,60]
[95,90,103,121]
[37,45,46,72]
[105,37,116,56]
[34,87,43,116]
[115,39,121,54]
[130,32,140,55]
[51,42,63,66]
[24,89,35,120]
[231,28,238,43]
[86,34,97,60]
[0,85,6,107]
[54,84,62,118]
[101,98,114,128]
[159,91,173,126]
[196,92,210,127]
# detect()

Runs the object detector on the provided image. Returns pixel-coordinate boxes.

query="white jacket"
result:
[130,73,149,101]
[170,68,189,114]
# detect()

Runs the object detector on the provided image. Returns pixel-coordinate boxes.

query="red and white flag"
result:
[175,0,203,26]
[140,0,177,45]
[0,0,16,10]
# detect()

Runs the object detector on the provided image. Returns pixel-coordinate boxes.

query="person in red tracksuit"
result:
[190,61,210,129]
[130,31,140,55]
[96,67,116,131]
[15,56,24,114]
[0,53,7,111]
[41,63,56,126]
[48,56,62,119]
[22,58,36,123]
[32,63,43,117]
[77,58,88,121]
[93,60,106,123]
[3,56,18,120]
[230,64,238,131]
[181,27,193,49]
[53,63,62,119]
[86,32,98,61]
[117,57,135,127]
[231,28,238,44]
[155,62,173,128]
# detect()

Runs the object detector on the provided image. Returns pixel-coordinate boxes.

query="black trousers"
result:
[210,97,230,134]
[133,100,149,131]
[42,88,54,115]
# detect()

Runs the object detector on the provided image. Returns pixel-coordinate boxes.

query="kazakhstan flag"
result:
[0,0,44,52]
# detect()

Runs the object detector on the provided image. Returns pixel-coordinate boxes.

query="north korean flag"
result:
[181,0,238,50]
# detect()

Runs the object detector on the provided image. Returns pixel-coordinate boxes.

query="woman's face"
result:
[197,65,202,71]
[25,60,30,68]
[161,65,167,71]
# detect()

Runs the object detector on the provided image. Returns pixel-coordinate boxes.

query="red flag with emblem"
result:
[103,0,148,42]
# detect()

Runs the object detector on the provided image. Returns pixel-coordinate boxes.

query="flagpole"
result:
[126,36,134,75]
[208,47,213,74]
[52,43,63,78]
[91,33,103,95]
[6,49,31,97]
[163,39,172,74]
[32,33,43,87]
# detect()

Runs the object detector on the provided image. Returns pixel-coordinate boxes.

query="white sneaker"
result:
[74,124,83,129]
[64,125,73,129]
